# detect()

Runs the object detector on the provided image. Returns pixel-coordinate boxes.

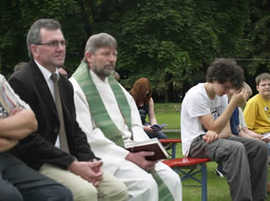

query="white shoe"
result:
[215,168,225,178]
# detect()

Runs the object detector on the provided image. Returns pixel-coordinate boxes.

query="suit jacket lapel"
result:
[29,61,58,116]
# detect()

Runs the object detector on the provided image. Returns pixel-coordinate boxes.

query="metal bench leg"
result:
[201,164,207,201]
[171,143,176,159]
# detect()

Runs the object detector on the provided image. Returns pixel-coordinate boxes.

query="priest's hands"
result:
[125,151,158,172]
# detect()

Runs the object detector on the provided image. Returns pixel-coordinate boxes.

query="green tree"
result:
[240,0,270,76]
[94,0,249,102]
[0,0,80,76]
[0,0,252,102]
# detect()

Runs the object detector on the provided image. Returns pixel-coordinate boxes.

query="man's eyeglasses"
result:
[35,40,68,48]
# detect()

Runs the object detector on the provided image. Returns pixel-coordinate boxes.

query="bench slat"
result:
[163,158,210,168]
[159,139,182,144]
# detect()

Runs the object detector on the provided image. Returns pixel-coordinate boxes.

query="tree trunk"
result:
[77,0,92,37]
[164,88,169,103]
[0,51,2,73]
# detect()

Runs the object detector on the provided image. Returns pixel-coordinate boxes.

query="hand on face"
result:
[230,88,249,107]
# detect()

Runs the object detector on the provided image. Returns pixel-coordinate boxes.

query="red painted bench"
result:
[160,139,181,159]
[163,157,210,168]
[160,139,210,201]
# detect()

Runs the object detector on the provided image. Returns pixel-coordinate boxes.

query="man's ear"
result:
[256,85,259,92]
[85,52,93,66]
[30,44,38,58]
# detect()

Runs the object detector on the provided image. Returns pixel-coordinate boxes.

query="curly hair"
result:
[129,78,152,106]
[206,58,244,89]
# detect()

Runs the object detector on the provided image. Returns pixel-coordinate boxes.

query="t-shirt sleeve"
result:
[238,107,246,128]
[185,90,211,118]
[243,100,256,130]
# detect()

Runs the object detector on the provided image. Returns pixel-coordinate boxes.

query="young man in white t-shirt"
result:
[181,58,268,201]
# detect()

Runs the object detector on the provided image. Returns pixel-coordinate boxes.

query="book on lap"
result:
[150,124,167,131]
[126,138,169,161]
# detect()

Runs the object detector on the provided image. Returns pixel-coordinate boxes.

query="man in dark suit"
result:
[9,18,127,201]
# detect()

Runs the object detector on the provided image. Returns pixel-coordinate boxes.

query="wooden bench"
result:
[160,139,210,201]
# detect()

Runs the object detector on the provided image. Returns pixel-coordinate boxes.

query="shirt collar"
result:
[34,60,59,81]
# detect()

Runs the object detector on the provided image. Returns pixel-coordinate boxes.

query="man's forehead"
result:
[222,81,233,87]
[40,28,63,39]
[94,47,117,55]
[98,46,116,51]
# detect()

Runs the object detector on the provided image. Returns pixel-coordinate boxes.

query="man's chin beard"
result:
[95,70,111,78]
[104,68,114,76]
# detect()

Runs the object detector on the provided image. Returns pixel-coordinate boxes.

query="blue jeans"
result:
[0,153,73,201]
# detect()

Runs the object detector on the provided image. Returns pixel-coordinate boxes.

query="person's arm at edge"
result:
[0,108,37,140]
[217,121,234,139]
[0,137,18,152]
[241,127,263,139]
[200,102,236,134]
[148,98,157,125]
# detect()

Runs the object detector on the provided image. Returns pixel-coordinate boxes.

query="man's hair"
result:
[255,73,270,86]
[27,19,62,58]
[83,33,117,62]
[206,58,244,89]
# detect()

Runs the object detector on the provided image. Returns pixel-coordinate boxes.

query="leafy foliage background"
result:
[1,0,270,102]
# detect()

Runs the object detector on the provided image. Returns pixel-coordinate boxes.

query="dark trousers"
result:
[189,136,268,201]
[0,153,73,201]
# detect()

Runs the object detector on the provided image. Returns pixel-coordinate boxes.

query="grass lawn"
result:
[156,113,180,129]
[155,103,270,201]
[155,103,180,129]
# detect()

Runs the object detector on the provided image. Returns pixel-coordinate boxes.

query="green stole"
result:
[73,62,174,201]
